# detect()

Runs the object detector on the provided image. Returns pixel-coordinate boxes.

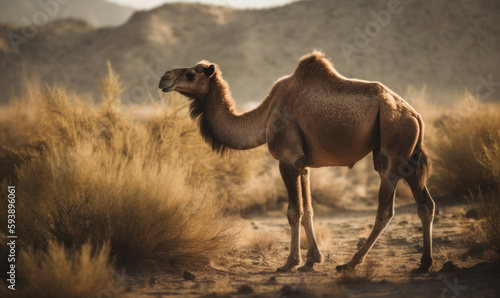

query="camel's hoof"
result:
[297,265,315,272]
[411,266,431,274]
[335,264,353,273]
[276,266,296,273]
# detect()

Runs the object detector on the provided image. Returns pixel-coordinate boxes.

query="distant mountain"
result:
[0,0,499,105]
[0,0,134,27]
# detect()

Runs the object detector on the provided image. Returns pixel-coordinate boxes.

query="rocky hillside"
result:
[0,0,134,27]
[0,0,499,106]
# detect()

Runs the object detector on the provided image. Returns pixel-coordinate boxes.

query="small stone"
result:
[398,220,409,226]
[149,277,157,285]
[265,276,277,285]
[465,209,480,220]
[439,261,461,272]
[183,271,196,281]
[237,284,254,294]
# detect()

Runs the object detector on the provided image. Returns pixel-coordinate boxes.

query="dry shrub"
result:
[429,94,500,259]
[10,140,233,270]
[16,242,119,298]
[465,190,500,258]
[0,66,239,295]
[429,95,500,198]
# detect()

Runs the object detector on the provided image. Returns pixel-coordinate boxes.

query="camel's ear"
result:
[203,64,215,77]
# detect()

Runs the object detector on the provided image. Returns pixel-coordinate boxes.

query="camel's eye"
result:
[186,71,196,81]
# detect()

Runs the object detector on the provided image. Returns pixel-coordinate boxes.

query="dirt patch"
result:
[125,204,499,297]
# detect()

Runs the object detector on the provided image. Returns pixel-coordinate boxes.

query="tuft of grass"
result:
[246,233,277,252]
[465,189,500,258]
[16,242,119,298]
[429,94,500,260]
[430,95,500,198]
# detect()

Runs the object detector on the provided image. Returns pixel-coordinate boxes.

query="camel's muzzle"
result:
[159,72,177,92]
[160,82,176,93]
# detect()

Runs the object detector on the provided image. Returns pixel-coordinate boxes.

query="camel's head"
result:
[159,62,215,96]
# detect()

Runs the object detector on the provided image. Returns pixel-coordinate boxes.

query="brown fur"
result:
[411,115,432,188]
[187,68,236,155]
[159,51,436,273]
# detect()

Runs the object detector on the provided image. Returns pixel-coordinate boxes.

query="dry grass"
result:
[465,190,500,258]
[429,95,500,198]
[428,94,500,259]
[0,66,239,295]
[16,242,119,298]
[246,233,277,252]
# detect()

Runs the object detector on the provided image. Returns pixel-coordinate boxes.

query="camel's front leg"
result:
[298,167,323,272]
[277,160,303,272]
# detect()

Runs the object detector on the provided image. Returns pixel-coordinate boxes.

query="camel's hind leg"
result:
[406,176,435,273]
[336,166,400,272]
[298,167,323,272]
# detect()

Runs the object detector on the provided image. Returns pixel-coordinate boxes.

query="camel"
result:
[158,51,435,274]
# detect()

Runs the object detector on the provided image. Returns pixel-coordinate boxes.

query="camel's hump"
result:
[293,51,340,80]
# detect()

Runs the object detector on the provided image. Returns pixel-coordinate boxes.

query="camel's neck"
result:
[194,74,272,153]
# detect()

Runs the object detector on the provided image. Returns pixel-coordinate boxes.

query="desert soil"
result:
[126,202,499,298]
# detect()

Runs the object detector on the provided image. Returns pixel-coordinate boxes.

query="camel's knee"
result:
[417,189,435,220]
[376,208,394,225]
[424,189,435,215]
[287,206,303,225]
[417,204,434,221]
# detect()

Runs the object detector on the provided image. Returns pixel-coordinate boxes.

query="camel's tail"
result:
[406,115,432,188]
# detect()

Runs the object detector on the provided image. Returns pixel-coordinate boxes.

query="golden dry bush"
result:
[465,189,500,258]
[428,94,500,259]
[429,95,500,198]
[0,65,244,295]
[16,242,118,298]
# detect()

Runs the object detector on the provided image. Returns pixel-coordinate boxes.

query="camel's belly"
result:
[300,115,379,168]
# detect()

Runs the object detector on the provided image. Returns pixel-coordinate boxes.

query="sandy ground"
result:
[125,202,500,297]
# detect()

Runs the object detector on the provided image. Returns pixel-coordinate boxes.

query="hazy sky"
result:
[107,0,298,9]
